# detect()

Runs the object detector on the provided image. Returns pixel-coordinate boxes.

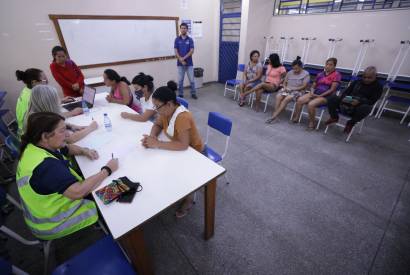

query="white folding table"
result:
[66,93,225,274]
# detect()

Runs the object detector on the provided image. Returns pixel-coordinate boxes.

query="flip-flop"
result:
[265,117,279,124]
[175,201,194,219]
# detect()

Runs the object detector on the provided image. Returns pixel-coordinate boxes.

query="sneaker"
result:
[191,94,198,100]
[325,117,339,126]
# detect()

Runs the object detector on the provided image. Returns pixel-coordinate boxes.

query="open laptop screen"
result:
[83,86,96,105]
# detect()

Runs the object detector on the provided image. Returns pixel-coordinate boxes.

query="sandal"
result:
[265,117,279,124]
[306,123,315,131]
[175,200,194,219]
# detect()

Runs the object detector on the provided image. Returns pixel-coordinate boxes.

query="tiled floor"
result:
[2,83,410,274]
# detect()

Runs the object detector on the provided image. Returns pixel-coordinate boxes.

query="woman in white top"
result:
[121,73,156,122]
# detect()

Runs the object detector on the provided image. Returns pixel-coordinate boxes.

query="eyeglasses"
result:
[153,103,165,111]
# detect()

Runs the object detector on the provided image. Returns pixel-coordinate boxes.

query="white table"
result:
[67,93,225,274]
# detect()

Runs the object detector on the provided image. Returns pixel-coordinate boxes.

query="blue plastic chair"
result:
[0,91,6,102]
[203,112,233,184]
[177,96,189,109]
[52,236,135,275]
[5,135,20,159]
[224,64,245,100]
[0,109,10,138]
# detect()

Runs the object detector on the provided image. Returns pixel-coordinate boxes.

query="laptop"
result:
[62,86,96,111]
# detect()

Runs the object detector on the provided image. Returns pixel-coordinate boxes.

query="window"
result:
[274,0,410,15]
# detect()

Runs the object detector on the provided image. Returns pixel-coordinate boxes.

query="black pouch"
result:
[116,177,143,203]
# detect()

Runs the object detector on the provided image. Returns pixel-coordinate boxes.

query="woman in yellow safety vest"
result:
[15,68,48,137]
[16,112,119,240]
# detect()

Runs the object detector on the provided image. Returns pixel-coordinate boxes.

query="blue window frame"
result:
[274,0,410,15]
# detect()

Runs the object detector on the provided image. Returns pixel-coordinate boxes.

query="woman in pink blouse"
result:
[239,53,286,112]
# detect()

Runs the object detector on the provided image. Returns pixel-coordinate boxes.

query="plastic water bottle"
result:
[82,100,90,116]
[103,113,112,132]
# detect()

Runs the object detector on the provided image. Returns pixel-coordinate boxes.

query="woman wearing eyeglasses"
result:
[141,85,203,218]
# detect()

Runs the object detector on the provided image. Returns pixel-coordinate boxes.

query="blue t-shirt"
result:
[30,146,79,195]
[174,35,194,66]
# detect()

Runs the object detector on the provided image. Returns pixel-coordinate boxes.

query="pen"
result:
[112,153,114,159]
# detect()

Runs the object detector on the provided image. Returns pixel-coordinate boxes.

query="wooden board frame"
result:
[49,15,179,69]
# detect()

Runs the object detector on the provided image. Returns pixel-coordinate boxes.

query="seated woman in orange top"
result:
[141,86,204,218]
[50,46,85,97]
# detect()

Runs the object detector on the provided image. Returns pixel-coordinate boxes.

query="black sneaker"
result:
[178,95,184,98]
[191,94,198,100]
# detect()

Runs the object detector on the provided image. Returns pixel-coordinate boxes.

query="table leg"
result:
[119,226,154,275]
[204,178,217,240]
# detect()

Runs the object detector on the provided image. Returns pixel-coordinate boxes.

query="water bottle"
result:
[82,100,90,116]
[103,113,112,132]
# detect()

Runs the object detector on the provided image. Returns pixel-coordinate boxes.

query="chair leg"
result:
[193,191,198,204]
[346,125,355,142]
[6,194,23,211]
[400,105,410,124]
[43,241,52,275]
[0,226,40,246]
[97,219,109,235]
[264,94,270,113]
[316,109,324,130]
[298,106,304,123]
[224,83,227,97]
[324,125,329,134]
[369,101,378,117]
[377,100,388,119]
[358,119,365,134]
[289,102,297,120]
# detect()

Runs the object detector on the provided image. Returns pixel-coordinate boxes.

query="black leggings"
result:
[327,95,372,124]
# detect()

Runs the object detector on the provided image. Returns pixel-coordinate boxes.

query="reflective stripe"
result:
[21,199,92,224]
[28,207,97,237]
[17,176,30,188]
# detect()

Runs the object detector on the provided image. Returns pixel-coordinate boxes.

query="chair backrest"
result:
[206,112,232,160]
[5,135,20,158]
[177,97,189,109]
[207,112,232,136]
[234,64,245,80]
[0,109,11,138]
[0,91,6,102]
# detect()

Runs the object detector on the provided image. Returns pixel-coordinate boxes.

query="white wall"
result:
[238,0,273,65]
[238,6,410,76]
[0,0,220,111]
[269,9,410,76]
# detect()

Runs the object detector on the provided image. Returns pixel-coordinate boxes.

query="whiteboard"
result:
[50,16,178,68]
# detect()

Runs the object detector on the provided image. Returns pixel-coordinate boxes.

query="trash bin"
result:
[194,67,204,89]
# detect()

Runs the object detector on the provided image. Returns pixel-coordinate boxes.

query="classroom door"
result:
[218,0,242,83]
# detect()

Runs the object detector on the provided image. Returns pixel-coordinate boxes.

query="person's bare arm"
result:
[63,159,118,200]
[142,129,190,151]
[66,121,98,144]
[121,110,156,122]
[150,117,163,137]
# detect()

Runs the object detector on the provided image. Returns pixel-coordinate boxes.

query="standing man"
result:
[174,22,197,99]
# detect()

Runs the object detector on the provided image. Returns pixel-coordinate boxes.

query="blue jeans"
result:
[178,65,196,96]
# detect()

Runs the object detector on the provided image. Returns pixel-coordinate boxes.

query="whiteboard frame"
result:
[49,14,179,69]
